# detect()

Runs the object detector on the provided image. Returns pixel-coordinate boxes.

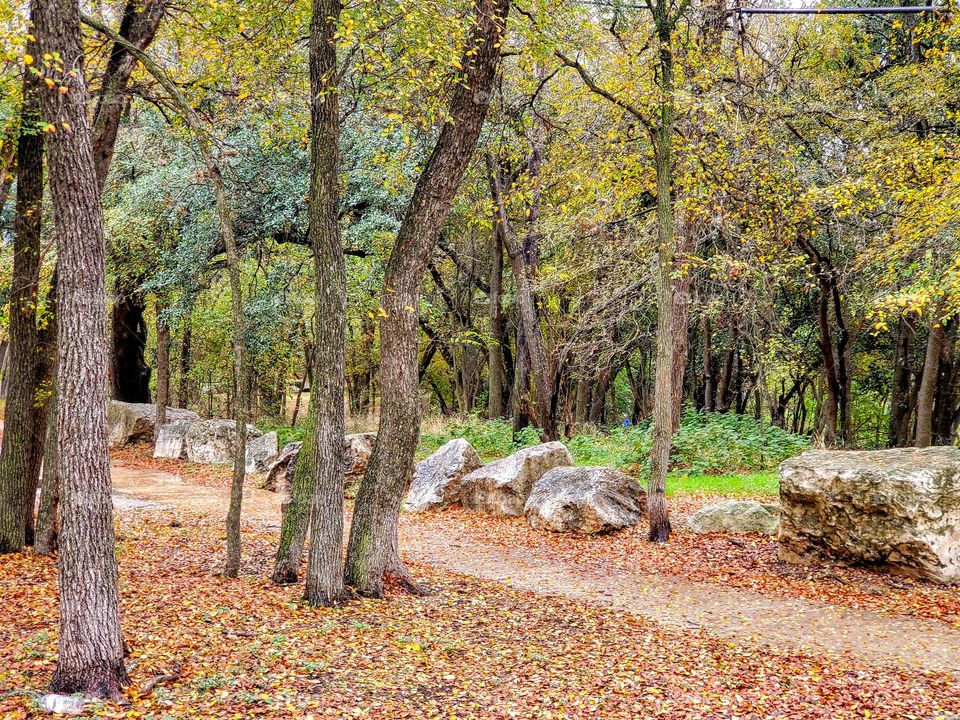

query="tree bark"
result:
[702,315,714,411]
[272,410,315,584]
[302,0,348,607]
[888,313,914,447]
[487,155,557,439]
[0,39,44,553]
[154,309,170,440]
[177,311,192,407]
[344,0,508,597]
[647,6,677,543]
[36,0,129,696]
[487,220,507,418]
[915,306,946,448]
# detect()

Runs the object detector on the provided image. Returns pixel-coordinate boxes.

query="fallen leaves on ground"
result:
[1,509,958,719]
[403,504,960,630]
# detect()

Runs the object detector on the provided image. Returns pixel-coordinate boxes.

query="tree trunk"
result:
[177,311,192,407]
[303,0,348,607]
[0,43,44,553]
[271,410,315,584]
[888,313,914,447]
[815,276,840,447]
[344,0,508,597]
[154,309,170,440]
[487,155,556,439]
[36,0,129,696]
[647,10,677,543]
[487,220,507,418]
[702,315,714,411]
[916,306,946,448]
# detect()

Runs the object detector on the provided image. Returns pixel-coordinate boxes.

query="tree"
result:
[0,19,43,553]
[344,0,510,596]
[34,0,128,696]
[303,0,349,607]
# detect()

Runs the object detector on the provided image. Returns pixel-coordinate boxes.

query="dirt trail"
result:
[111,463,960,677]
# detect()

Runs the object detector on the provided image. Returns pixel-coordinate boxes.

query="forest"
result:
[0,0,959,717]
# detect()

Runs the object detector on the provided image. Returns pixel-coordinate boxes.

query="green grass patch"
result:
[665,471,778,497]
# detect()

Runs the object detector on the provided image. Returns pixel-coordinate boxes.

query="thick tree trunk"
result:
[303,0,348,607]
[0,46,44,553]
[647,14,677,543]
[36,0,129,696]
[110,291,151,403]
[344,0,508,597]
[915,307,946,448]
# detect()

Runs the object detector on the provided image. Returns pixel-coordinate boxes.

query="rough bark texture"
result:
[915,308,946,448]
[272,414,315,584]
[36,0,129,696]
[344,0,509,597]
[154,312,170,441]
[0,40,44,553]
[487,221,507,419]
[303,0,348,607]
[647,9,677,543]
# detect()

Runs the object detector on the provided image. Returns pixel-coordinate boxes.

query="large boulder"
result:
[779,447,960,584]
[403,439,483,512]
[344,432,377,476]
[525,466,646,534]
[185,420,262,465]
[152,422,192,460]
[264,441,302,493]
[108,401,198,448]
[688,500,780,535]
[245,431,279,474]
[459,442,573,517]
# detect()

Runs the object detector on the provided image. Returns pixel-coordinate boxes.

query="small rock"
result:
[688,500,780,535]
[264,441,303,493]
[403,439,483,512]
[344,433,377,476]
[525,466,646,534]
[40,694,85,715]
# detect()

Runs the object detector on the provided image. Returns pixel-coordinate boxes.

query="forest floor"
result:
[1,454,959,718]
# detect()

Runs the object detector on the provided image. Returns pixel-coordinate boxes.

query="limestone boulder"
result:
[688,500,780,535]
[779,447,960,584]
[525,466,646,534]
[403,439,483,512]
[152,422,192,460]
[108,401,198,448]
[459,442,573,517]
[344,432,377,476]
[245,431,279,474]
[185,420,262,465]
[264,441,302,493]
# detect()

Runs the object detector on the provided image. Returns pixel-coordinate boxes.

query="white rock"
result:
[245,431,279,474]
[108,401,198,448]
[779,447,960,584]
[40,694,85,715]
[459,442,573,517]
[152,422,192,460]
[525,466,646,534]
[688,500,780,535]
[185,419,262,465]
[403,439,483,512]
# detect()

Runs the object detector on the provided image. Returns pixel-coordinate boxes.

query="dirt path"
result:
[111,463,960,677]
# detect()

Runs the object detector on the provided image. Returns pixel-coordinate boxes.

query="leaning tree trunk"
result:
[915,305,946,448]
[647,7,677,543]
[0,41,43,553]
[344,0,509,597]
[271,409,316,584]
[302,0,348,608]
[36,0,129,696]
